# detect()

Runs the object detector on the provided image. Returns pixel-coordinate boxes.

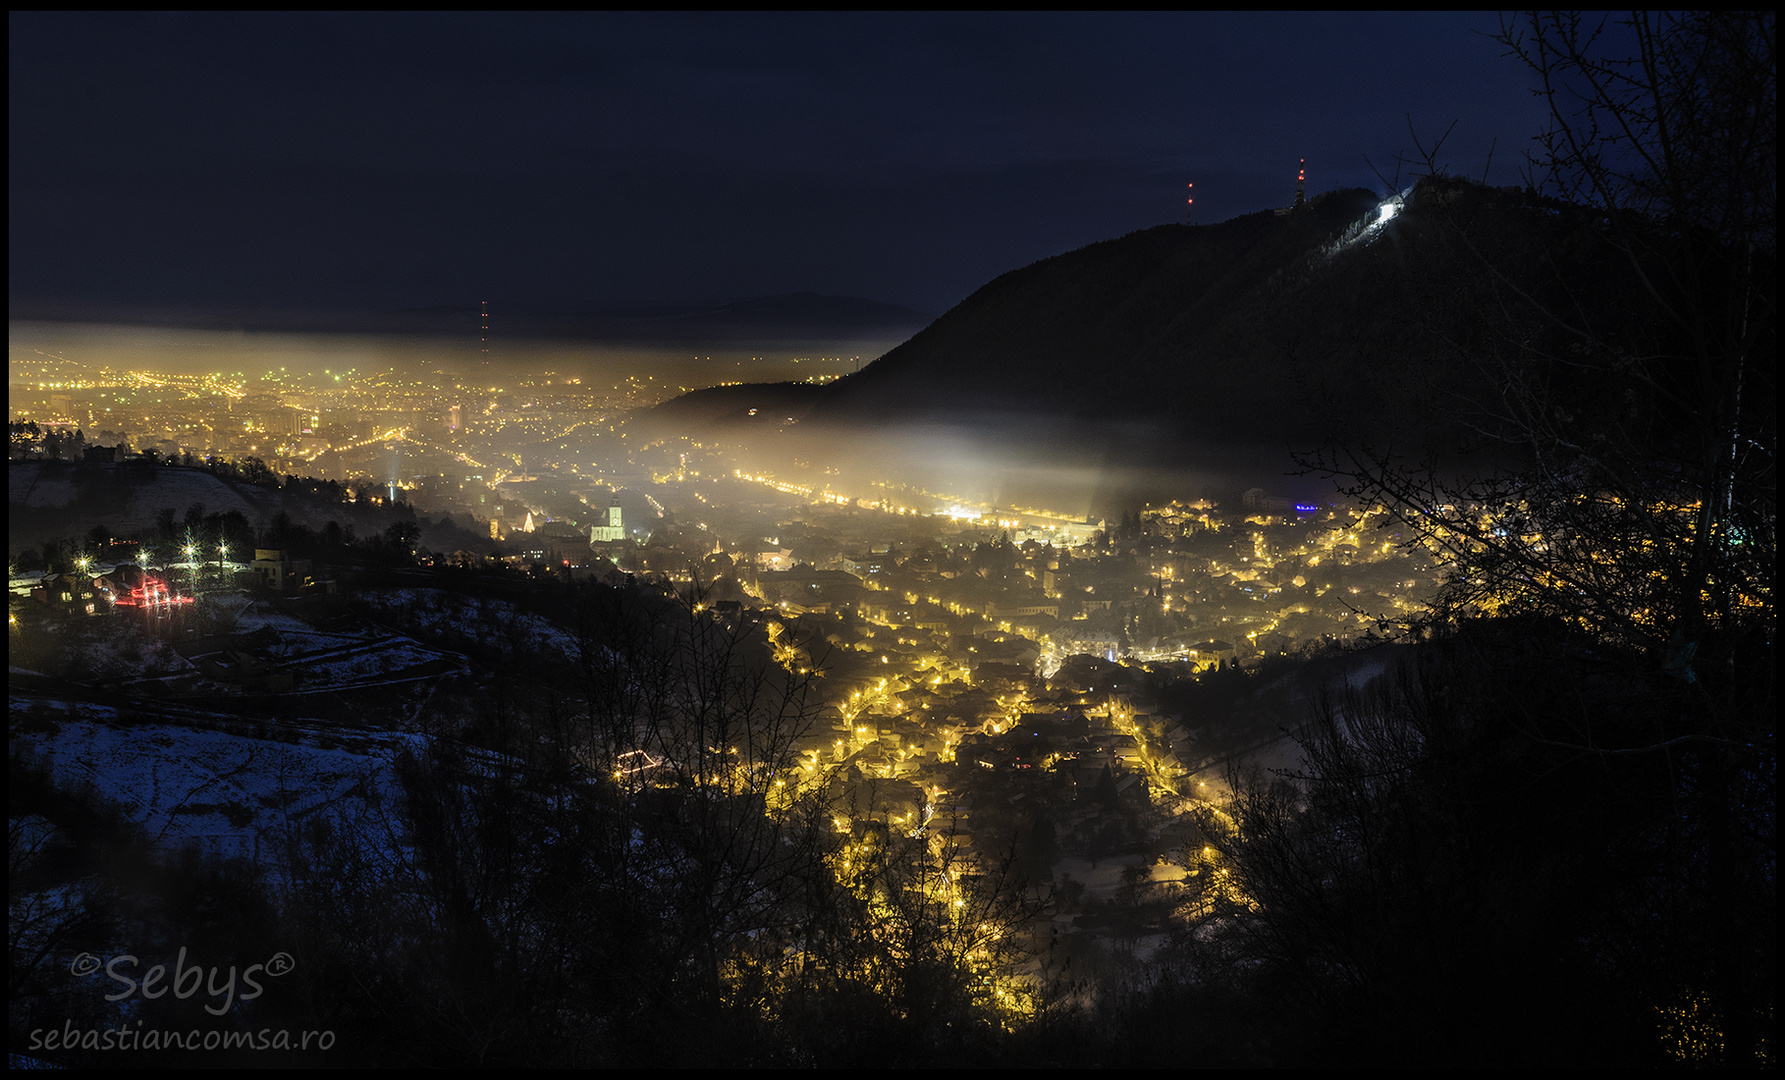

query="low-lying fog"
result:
[11,320,1339,521]
[8,320,904,394]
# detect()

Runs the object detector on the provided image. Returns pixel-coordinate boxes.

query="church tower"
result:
[590,501,626,543]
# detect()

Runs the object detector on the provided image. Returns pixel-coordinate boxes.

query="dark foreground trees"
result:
[9,569,1050,1067]
[1318,11,1774,668]
[1232,9,1775,1067]
[1193,620,1773,1066]
[259,578,1048,1067]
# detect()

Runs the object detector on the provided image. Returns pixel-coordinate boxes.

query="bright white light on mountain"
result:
[1378,201,1398,224]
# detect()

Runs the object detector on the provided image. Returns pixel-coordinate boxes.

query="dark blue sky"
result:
[9,11,1547,319]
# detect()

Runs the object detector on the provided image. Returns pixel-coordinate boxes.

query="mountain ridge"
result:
[646,176,1666,509]
[789,177,1629,454]
[8,292,933,350]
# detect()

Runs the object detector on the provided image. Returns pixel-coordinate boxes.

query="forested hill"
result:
[797,178,1637,460]
[814,189,1376,434]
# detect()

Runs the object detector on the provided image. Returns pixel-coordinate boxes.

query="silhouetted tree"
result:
[1092,764,1119,811]
[384,520,421,562]
[1260,15,1776,1066]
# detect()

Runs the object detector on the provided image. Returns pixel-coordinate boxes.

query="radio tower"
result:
[480,300,490,368]
[1293,158,1307,212]
[1186,180,1196,225]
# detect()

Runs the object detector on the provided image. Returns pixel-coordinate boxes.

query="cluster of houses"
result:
[16,562,183,618]
[12,548,338,622]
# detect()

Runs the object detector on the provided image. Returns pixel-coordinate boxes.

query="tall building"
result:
[589,502,625,542]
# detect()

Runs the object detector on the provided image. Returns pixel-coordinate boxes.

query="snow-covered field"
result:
[229,604,366,656]
[11,694,422,872]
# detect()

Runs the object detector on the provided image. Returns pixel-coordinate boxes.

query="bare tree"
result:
[1254,12,1776,1065]
[1492,11,1776,658]
[1318,11,1774,705]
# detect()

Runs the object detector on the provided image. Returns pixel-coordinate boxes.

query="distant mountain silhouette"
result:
[10,292,933,352]
[642,177,1670,507]
[811,192,1392,438]
[784,178,1638,461]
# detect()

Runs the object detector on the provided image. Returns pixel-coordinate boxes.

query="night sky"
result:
[10,12,1547,321]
